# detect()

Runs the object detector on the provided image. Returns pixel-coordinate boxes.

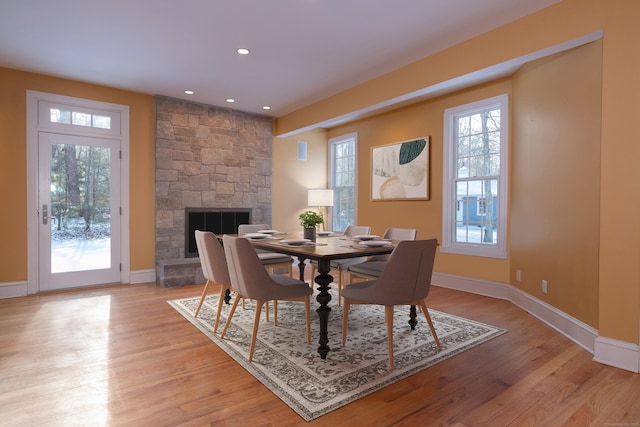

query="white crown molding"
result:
[432,272,638,373]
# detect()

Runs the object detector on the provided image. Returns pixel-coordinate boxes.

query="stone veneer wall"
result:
[155,95,274,261]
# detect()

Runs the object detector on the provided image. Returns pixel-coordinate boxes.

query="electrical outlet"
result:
[542,280,548,294]
[516,270,521,282]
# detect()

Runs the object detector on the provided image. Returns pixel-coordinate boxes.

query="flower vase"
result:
[303,227,316,242]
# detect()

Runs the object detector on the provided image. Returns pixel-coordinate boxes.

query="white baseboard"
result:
[0,281,28,298]
[593,336,640,373]
[0,269,156,299]
[130,269,156,284]
[431,273,638,373]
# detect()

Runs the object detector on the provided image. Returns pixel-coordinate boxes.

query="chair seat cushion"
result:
[270,274,313,298]
[257,252,293,265]
[341,279,378,303]
[347,261,386,278]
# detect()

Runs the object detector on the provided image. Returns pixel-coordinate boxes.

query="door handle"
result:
[42,204,48,225]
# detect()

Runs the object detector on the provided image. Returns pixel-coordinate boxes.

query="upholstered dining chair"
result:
[309,224,371,305]
[194,230,231,333]
[238,223,293,277]
[347,227,417,282]
[220,235,312,362]
[342,238,441,371]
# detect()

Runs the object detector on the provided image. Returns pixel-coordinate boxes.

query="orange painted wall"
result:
[273,129,329,234]
[274,0,640,344]
[510,41,601,328]
[0,67,156,282]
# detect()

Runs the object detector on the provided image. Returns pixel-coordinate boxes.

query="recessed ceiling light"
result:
[262,106,271,110]
[226,98,235,103]
[236,48,250,55]
[184,90,195,95]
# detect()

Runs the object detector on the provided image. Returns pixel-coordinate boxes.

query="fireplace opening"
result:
[185,208,252,257]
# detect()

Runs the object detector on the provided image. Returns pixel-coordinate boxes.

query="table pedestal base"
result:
[314,259,333,359]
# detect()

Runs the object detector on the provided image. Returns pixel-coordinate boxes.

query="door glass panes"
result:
[72,112,92,127]
[50,143,111,273]
[49,108,112,130]
[50,108,72,124]
[93,115,111,129]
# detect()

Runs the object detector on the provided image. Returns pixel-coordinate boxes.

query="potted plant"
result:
[298,210,324,241]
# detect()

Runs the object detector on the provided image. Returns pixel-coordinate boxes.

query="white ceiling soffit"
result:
[277,30,604,138]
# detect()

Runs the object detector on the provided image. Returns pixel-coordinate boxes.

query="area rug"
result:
[168,290,505,422]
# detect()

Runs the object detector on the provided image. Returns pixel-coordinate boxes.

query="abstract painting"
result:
[371,137,429,200]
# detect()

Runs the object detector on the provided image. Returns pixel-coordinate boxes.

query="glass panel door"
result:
[38,132,120,290]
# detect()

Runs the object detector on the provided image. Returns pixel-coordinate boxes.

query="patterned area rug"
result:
[168,290,505,422]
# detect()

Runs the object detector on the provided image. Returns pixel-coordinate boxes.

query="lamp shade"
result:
[308,189,334,207]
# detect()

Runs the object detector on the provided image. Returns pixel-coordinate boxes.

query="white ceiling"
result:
[0,0,561,118]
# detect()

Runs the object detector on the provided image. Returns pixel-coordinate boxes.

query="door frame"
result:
[26,90,130,294]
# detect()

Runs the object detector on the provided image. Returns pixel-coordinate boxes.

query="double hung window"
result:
[442,95,508,258]
[329,133,357,232]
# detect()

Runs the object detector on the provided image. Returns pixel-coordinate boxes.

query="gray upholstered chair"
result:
[309,224,371,305]
[194,230,231,333]
[347,227,417,282]
[342,238,441,371]
[238,223,293,277]
[220,235,312,362]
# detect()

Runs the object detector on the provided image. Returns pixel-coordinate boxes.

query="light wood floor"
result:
[1,280,638,427]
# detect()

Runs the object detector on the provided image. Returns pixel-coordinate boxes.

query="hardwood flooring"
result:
[1,280,638,426]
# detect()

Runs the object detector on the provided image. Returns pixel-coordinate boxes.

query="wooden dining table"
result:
[249,234,395,359]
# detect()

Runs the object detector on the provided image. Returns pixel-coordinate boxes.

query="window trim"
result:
[328,132,358,233]
[441,94,508,259]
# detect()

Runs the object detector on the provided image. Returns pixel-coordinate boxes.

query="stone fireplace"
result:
[154,96,273,287]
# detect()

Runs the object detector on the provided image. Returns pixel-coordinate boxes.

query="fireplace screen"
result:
[185,208,251,257]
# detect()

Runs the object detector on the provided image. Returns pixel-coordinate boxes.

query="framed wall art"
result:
[371,137,429,201]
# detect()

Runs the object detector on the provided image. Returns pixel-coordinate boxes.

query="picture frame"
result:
[371,137,429,201]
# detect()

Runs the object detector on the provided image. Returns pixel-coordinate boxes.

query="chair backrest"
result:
[369,227,418,262]
[223,235,297,301]
[238,224,270,235]
[382,227,417,241]
[372,239,438,305]
[344,225,371,237]
[195,230,231,286]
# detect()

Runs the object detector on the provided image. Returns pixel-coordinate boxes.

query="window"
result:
[329,133,357,232]
[40,101,119,135]
[442,95,508,258]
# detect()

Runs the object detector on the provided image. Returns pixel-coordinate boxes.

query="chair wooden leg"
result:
[213,286,227,334]
[337,270,343,306]
[304,296,311,344]
[418,300,441,351]
[342,299,351,346]
[310,264,316,288]
[249,301,264,362]
[274,300,278,326]
[194,279,212,318]
[220,294,242,339]
[385,306,395,371]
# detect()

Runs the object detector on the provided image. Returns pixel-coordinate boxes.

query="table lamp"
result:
[308,189,334,231]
